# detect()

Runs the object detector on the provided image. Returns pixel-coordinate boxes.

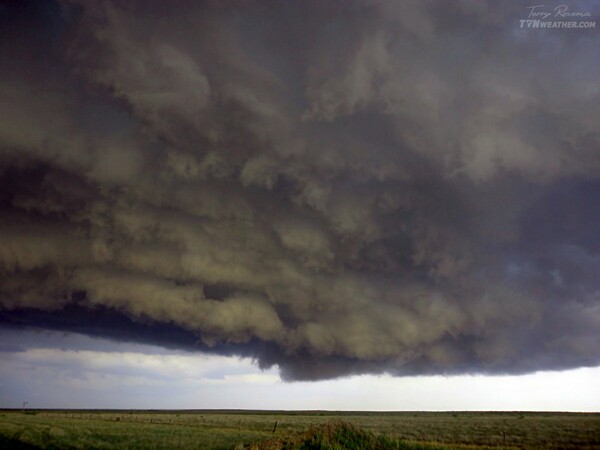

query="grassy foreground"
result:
[0,409,599,449]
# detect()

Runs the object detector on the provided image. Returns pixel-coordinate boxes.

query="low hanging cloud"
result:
[0,0,599,380]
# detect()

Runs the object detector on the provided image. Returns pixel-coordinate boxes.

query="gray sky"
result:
[1,329,599,410]
[0,0,599,410]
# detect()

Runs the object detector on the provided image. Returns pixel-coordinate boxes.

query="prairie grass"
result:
[0,410,598,449]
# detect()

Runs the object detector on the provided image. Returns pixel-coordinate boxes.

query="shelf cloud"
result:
[1,0,599,380]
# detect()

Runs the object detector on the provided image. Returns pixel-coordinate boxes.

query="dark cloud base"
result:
[0,0,599,380]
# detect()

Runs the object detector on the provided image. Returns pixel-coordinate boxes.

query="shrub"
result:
[249,421,405,450]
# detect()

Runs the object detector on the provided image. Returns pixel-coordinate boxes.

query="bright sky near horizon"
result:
[1,330,599,411]
[1,0,599,411]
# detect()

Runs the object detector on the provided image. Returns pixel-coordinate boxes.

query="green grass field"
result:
[0,409,599,449]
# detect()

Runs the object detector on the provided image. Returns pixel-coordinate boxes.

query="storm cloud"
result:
[0,0,599,380]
